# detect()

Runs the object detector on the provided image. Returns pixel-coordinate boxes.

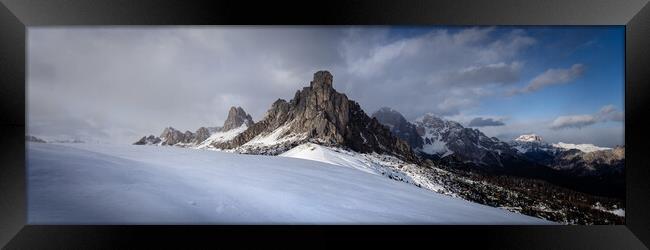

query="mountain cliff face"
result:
[413,114,521,167]
[158,127,195,146]
[194,127,211,144]
[215,71,417,162]
[551,146,624,176]
[372,107,424,150]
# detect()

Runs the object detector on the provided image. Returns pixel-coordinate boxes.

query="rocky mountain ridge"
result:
[370,109,624,198]
[412,113,523,168]
[213,71,418,162]
[134,106,254,147]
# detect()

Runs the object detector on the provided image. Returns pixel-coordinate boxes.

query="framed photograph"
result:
[1,0,649,248]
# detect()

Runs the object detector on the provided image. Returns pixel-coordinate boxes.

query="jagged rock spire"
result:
[222,106,254,131]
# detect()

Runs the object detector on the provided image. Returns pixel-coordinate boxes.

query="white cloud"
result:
[512,63,586,95]
[550,115,597,129]
[597,104,624,122]
[549,104,623,130]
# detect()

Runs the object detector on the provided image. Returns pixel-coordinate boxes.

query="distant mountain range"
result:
[371,108,624,198]
[25,135,84,144]
[26,135,47,143]
[134,106,254,148]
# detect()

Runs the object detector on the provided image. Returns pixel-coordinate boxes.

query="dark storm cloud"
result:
[28,27,347,143]
[28,27,536,144]
[467,117,505,127]
[339,27,536,118]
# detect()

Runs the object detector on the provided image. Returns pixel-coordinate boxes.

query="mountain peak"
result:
[515,134,544,142]
[223,106,254,131]
[160,126,178,136]
[310,70,333,89]
[134,135,161,145]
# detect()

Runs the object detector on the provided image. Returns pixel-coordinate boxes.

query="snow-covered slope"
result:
[195,124,248,150]
[27,142,548,224]
[280,143,382,175]
[241,122,307,148]
[280,143,458,194]
[552,142,611,153]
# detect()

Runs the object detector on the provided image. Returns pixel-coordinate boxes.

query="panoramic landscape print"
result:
[27,26,624,224]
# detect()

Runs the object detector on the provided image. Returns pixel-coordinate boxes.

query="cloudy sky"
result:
[27,26,624,146]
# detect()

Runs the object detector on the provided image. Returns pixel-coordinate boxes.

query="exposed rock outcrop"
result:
[134,135,162,145]
[159,127,195,145]
[194,127,211,144]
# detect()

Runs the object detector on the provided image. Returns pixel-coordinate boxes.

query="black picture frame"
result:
[1,0,648,248]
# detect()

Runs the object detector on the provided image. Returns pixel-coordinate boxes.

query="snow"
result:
[195,124,248,149]
[514,134,544,142]
[420,134,453,157]
[592,203,625,217]
[281,143,380,175]
[609,209,625,217]
[413,116,457,157]
[513,145,527,154]
[281,143,423,189]
[243,123,306,147]
[27,142,549,224]
[552,142,611,153]
[281,144,453,194]
[422,137,447,155]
